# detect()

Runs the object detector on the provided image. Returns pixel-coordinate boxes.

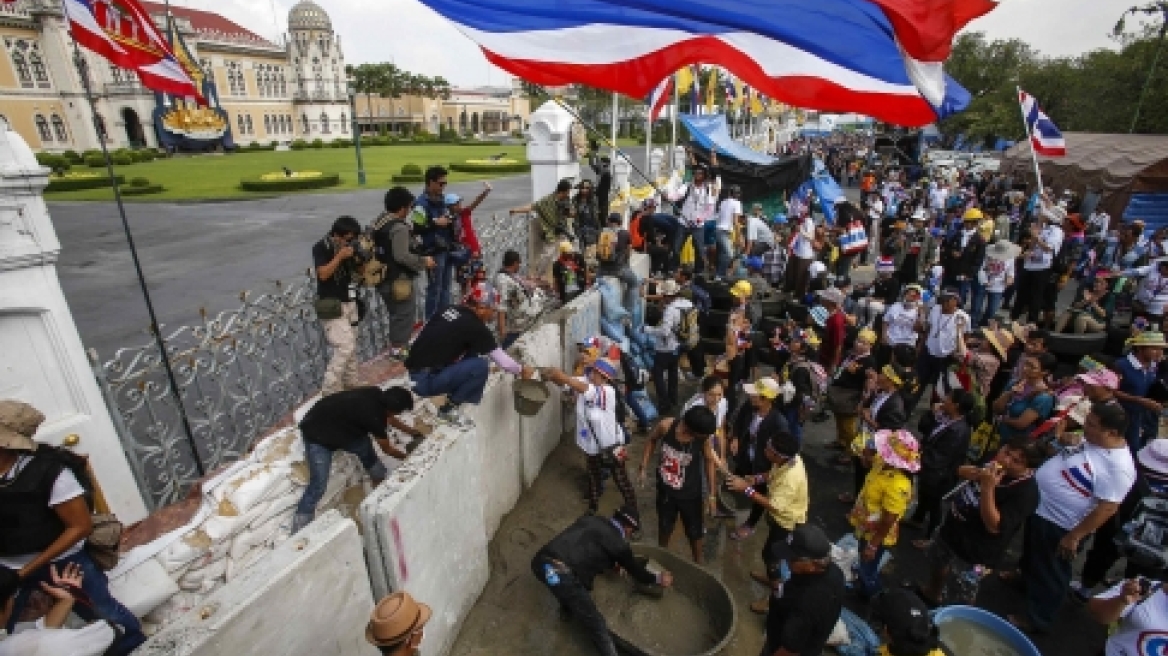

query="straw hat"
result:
[657,279,682,296]
[817,287,845,306]
[743,377,781,400]
[0,400,43,451]
[1077,369,1120,390]
[558,240,576,254]
[1136,439,1168,481]
[979,327,1013,361]
[1131,331,1168,348]
[366,592,431,647]
[988,240,1021,260]
[874,429,921,473]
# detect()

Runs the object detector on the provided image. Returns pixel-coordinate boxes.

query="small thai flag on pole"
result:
[646,75,674,122]
[1018,88,1066,157]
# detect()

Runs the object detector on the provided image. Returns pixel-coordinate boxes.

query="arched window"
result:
[245,115,253,134]
[340,112,347,133]
[29,52,48,83]
[34,114,51,142]
[12,51,31,85]
[264,115,271,133]
[51,115,68,142]
[320,112,329,134]
[237,114,246,134]
[301,113,310,133]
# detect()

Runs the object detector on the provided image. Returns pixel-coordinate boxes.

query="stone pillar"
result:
[0,121,148,522]
[649,147,665,182]
[671,145,687,175]
[525,100,580,276]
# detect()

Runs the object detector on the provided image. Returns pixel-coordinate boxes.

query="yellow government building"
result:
[0,0,529,152]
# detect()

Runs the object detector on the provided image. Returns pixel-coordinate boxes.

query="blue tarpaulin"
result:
[811,159,844,223]
[679,114,778,165]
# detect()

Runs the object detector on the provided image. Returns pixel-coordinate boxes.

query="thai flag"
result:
[1018,89,1066,157]
[417,0,996,126]
[646,76,674,122]
[723,77,737,105]
[64,0,202,100]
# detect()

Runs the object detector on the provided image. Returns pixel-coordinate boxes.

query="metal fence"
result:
[91,211,528,510]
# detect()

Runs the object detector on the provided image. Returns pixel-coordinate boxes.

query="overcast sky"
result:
[196,0,1135,88]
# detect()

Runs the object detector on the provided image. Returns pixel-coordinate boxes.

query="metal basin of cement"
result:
[593,545,737,656]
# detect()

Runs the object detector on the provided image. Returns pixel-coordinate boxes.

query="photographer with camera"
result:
[511,179,575,280]
[412,166,462,321]
[314,215,364,396]
[373,187,435,357]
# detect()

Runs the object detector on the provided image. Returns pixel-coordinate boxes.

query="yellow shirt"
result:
[849,458,913,546]
[766,457,809,529]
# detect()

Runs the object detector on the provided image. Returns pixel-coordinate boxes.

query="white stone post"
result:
[671,145,687,175]
[525,100,580,276]
[0,121,148,522]
[649,147,665,182]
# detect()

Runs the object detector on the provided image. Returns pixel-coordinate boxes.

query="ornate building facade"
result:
[0,0,528,152]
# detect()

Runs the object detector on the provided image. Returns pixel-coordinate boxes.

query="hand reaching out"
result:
[40,562,83,601]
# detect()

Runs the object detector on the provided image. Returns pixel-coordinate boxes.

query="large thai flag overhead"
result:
[416,0,995,126]
[64,0,203,100]
[646,76,673,121]
[1019,89,1066,157]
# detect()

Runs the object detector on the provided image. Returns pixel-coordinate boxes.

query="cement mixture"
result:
[592,573,722,655]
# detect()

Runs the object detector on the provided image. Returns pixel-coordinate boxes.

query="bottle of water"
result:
[955,565,986,604]
[544,563,560,587]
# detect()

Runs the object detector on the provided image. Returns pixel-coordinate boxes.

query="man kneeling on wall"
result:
[293,386,420,533]
[405,288,534,427]
[366,590,430,656]
[532,506,674,656]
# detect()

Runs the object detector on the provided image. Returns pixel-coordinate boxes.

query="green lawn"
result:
[44,143,531,201]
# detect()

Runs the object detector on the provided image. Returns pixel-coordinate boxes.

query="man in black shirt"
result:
[293,386,419,533]
[531,506,673,656]
[762,523,846,656]
[314,216,363,396]
[405,301,533,425]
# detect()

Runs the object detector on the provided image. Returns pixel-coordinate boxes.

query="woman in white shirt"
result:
[682,376,729,464]
[879,284,924,367]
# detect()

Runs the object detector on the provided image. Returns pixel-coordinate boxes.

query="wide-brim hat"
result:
[979,327,1013,361]
[658,279,682,296]
[589,358,620,381]
[0,400,43,452]
[817,287,845,306]
[1009,322,1033,344]
[1077,369,1120,390]
[874,429,921,473]
[1131,331,1168,348]
[1137,439,1168,478]
[366,592,432,647]
[989,240,1022,260]
[743,377,781,400]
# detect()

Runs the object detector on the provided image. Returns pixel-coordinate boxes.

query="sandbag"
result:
[226,542,273,582]
[250,429,305,465]
[229,511,287,561]
[211,463,284,516]
[201,513,246,544]
[177,556,227,592]
[597,278,630,323]
[628,390,659,424]
[158,528,212,573]
[107,556,180,618]
[251,493,299,529]
[143,591,203,627]
[599,316,627,347]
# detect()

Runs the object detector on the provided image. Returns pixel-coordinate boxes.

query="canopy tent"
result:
[682,113,812,209]
[1001,132,1168,218]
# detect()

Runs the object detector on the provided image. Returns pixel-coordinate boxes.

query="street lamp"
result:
[346,72,366,185]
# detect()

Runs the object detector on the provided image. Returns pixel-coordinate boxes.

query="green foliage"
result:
[45,173,124,192]
[129,176,151,187]
[311,138,324,149]
[449,161,531,174]
[82,149,102,160]
[239,172,341,192]
[391,174,424,183]
[291,139,308,150]
[85,153,106,167]
[412,133,436,143]
[330,138,353,148]
[400,163,421,175]
[111,152,134,166]
[62,150,82,164]
[120,183,164,195]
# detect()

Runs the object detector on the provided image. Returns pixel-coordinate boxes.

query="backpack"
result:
[34,445,123,570]
[356,212,395,287]
[674,305,701,350]
[597,227,620,263]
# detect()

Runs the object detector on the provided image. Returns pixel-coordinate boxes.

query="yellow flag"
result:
[751,95,764,115]
[676,66,694,95]
[705,67,717,114]
[734,78,745,109]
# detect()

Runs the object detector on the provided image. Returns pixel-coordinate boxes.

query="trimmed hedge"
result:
[291,140,308,150]
[390,174,424,183]
[239,173,341,192]
[120,183,164,196]
[45,174,125,192]
[400,163,421,175]
[448,161,530,174]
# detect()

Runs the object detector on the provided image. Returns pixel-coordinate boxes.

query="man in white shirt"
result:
[929,183,949,214]
[1012,194,1065,324]
[784,214,817,298]
[644,280,694,413]
[977,240,1018,326]
[714,185,743,279]
[1088,578,1168,656]
[541,361,638,515]
[666,149,721,274]
[1121,258,1168,322]
[917,288,970,400]
[1011,402,1136,633]
[744,204,776,257]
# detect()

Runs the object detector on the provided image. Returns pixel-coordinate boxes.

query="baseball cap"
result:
[589,358,619,380]
[769,523,831,563]
[1076,369,1119,390]
[872,589,936,652]
[816,287,845,306]
[743,377,781,400]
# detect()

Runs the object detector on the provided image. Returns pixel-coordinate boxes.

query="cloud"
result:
[193,0,1129,88]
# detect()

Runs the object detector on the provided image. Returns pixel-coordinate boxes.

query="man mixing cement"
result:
[531,506,673,656]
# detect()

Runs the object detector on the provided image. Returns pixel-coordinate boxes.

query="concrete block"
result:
[559,289,602,371]
[465,372,522,539]
[138,512,376,656]
[359,423,488,656]
[511,321,564,487]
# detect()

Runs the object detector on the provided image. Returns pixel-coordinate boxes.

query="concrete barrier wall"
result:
[360,422,489,656]
[512,321,564,487]
[139,512,376,656]
[466,371,523,539]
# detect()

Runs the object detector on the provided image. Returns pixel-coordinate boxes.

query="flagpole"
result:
[670,72,679,175]
[1015,86,1046,193]
[61,10,206,476]
[611,91,618,162]
[644,104,652,187]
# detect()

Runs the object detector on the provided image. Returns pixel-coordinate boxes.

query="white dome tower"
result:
[287,1,349,140]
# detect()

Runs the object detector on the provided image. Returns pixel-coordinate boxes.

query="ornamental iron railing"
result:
[90,211,527,509]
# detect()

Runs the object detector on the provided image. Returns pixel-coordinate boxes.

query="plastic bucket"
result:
[512,379,549,417]
[932,606,1040,656]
